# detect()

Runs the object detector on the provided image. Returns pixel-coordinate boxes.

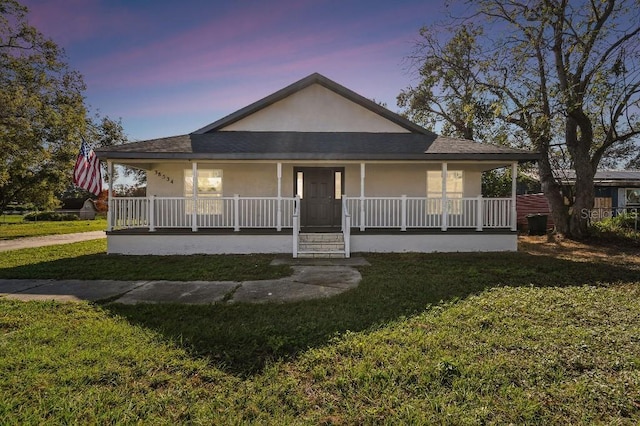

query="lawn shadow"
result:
[105,243,640,378]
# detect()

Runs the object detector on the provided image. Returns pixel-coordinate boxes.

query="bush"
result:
[24,212,79,222]
[591,212,639,232]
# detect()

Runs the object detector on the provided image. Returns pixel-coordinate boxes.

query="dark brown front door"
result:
[296,167,343,228]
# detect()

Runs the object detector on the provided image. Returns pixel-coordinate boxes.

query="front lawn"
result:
[0,216,107,240]
[1,237,640,423]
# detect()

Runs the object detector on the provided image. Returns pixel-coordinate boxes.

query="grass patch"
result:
[2,238,640,423]
[0,240,290,281]
[0,217,107,240]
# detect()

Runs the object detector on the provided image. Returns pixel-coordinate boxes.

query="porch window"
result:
[427,170,464,214]
[185,169,223,214]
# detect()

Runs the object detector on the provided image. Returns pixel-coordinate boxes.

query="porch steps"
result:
[297,233,346,258]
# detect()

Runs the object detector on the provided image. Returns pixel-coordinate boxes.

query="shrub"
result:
[24,212,79,222]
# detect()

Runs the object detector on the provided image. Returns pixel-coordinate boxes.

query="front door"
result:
[296,167,343,228]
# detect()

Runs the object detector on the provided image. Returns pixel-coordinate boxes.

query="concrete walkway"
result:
[0,258,369,304]
[0,231,106,252]
[0,231,368,304]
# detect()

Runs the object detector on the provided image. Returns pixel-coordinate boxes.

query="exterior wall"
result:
[351,233,517,253]
[145,161,485,199]
[108,233,292,255]
[221,84,411,133]
[106,232,517,255]
[147,163,283,197]
[363,163,481,197]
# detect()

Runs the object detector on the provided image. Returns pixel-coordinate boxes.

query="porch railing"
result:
[110,196,296,231]
[109,195,515,232]
[344,196,513,231]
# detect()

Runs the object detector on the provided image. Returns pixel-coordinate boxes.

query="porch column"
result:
[511,162,518,231]
[191,162,198,232]
[441,162,448,231]
[107,160,113,231]
[360,162,366,231]
[277,162,282,231]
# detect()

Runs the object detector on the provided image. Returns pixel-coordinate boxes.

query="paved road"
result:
[0,231,106,252]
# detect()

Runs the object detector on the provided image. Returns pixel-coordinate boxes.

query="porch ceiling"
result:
[96,132,540,163]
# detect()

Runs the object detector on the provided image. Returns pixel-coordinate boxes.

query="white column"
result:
[276,162,282,231]
[107,160,113,231]
[191,162,198,232]
[441,162,448,231]
[360,162,366,231]
[511,162,518,231]
[476,194,483,231]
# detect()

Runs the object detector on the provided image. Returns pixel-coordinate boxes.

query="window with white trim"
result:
[185,169,223,214]
[427,170,464,214]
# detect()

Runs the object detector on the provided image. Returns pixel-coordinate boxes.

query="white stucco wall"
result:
[350,233,517,253]
[108,234,292,255]
[145,162,486,199]
[106,232,516,255]
[221,84,411,133]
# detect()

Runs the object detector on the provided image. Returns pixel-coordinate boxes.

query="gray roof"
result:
[96,132,539,161]
[558,170,640,184]
[95,73,539,163]
[193,73,433,135]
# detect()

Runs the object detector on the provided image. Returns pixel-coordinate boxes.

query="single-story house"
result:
[96,73,538,257]
[556,170,640,215]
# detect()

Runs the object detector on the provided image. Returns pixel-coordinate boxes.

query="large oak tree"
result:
[400,0,640,238]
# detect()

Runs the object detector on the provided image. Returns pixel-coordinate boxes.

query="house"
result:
[556,170,640,217]
[95,73,538,257]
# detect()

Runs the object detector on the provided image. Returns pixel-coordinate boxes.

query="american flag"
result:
[73,138,102,196]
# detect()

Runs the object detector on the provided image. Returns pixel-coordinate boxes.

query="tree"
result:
[401,0,640,238]
[0,0,88,211]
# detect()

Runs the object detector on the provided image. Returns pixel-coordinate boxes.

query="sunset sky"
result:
[20,0,453,141]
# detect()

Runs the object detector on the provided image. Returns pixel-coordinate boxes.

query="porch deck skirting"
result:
[106,195,518,255]
[106,229,517,255]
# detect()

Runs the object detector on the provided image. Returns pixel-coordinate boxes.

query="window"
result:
[185,169,223,214]
[626,188,640,206]
[427,170,464,213]
[334,171,342,200]
[296,171,304,199]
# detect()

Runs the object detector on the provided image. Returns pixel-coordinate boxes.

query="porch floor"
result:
[107,227,516,236]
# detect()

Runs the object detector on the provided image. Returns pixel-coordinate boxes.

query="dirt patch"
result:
[519,235,640,269]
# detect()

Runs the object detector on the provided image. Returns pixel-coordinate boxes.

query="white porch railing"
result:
[110,196,296,231]
[344,196,513,231]
[110,195,514,232]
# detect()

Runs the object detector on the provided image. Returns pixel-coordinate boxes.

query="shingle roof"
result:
[95,132,539,162]
[557,170,640,184]
[95,73,539,163]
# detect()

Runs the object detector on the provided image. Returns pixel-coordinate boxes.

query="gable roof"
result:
[193,73,432,135]
[95,72,540,163]
[96,132,539,161]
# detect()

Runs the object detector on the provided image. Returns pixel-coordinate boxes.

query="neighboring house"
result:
[557,170,640,220]
[96,73,538,257]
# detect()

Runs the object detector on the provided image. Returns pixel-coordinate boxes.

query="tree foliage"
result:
[0,1,132,211]
[0,0,87,211]
[400,0,640,238]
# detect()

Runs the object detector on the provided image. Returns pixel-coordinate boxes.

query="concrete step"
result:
[297,232,346,258]
[297,251,346,259]
[298,233,344,242]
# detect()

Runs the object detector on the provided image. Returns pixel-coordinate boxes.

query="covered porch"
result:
[105,160,519,257]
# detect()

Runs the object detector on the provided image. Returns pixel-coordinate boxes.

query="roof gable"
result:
[193,73,432,135]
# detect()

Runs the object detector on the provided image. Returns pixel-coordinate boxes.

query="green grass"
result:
[0,240,291,281]
[0,217,107,240]
[2,240,640,423]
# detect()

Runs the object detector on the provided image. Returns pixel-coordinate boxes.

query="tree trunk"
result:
[566,116,596,239]
[538,151,570,235]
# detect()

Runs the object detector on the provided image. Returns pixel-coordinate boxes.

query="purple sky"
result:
[21,0,450,141]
